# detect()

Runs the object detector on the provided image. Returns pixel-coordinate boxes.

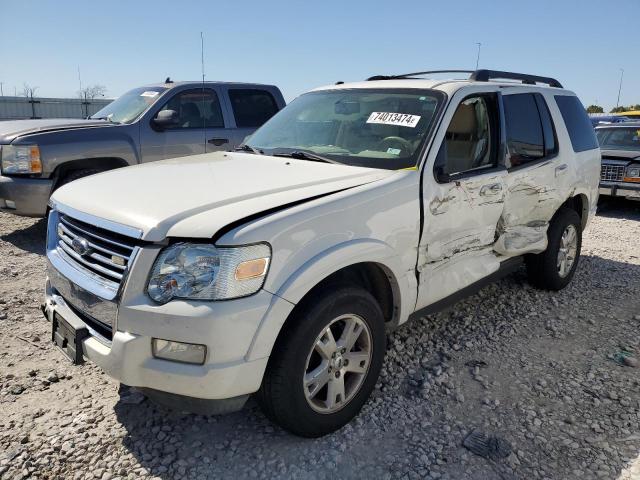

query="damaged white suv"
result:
[43,70,600,437]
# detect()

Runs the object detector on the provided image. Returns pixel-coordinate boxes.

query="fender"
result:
[245,239,417,361]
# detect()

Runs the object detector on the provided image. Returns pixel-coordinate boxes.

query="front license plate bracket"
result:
[52,312,89,365]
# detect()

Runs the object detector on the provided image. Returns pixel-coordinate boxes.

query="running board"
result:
[408,256,524,322]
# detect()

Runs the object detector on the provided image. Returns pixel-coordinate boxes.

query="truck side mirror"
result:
[153,109,179,129]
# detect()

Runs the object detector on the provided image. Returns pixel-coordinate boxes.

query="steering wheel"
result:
[378,136,413,155]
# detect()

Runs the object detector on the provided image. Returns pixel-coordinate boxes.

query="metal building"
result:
[0,96,113,120]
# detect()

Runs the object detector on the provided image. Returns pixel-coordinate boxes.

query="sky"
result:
[0,0,637,111]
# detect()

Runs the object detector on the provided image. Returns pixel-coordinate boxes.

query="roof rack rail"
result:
[366,69,563,88]
[470,69,563,88]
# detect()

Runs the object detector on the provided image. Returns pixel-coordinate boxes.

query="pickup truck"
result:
[0,81,285,217]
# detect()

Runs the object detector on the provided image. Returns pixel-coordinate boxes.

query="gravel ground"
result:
[1,197,639,480]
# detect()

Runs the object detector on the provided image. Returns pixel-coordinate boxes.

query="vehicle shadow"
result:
[0,217,47,255]
[113,253,640,480]
[597,196,640,220]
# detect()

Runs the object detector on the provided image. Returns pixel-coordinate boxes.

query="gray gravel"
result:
[1,197,639,480]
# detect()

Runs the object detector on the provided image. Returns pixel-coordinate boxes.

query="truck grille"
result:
[56,214,137,290]
[600,164,625,182]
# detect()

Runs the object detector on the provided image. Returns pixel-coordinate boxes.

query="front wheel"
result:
[525,207,582,290]
[257,286,386,437]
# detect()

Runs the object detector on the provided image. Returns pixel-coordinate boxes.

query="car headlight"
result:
[1,145,42,174]
[147,242,271,304]
[624,165,640,182]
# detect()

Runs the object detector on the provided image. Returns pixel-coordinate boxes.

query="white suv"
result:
[43,70,600,437]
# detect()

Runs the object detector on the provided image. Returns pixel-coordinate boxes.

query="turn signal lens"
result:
[29,146,42,173]
[235,257,269,280]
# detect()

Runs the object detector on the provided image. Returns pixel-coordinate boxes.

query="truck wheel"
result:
[57,168,102,189]
[525,208,582,290]
[257,285,386,437]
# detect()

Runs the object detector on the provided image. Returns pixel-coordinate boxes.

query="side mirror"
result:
[153,109,179,129]
[434,165,451,183]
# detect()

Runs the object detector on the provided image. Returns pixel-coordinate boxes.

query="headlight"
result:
[624,165,640,182]
[1,145,42,174]
[147,242,271,304]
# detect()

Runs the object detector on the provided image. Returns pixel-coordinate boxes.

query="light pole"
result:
[616,68,624,109]
[475,43,482,70]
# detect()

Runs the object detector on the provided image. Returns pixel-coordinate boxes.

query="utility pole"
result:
[200,32,205,83]
[0,82,3,96]
[616,68,624,109]
[475,43,482,70]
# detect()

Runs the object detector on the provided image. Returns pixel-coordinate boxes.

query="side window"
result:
[534,93,558,157]
[554,95,599,152]
[503,93,545,168]
[436,95,498,176]
[158,89,224,129]
[229,89,279,128]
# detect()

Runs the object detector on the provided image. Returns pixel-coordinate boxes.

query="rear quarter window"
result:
[554,95,599,152]
[229,89,279,128]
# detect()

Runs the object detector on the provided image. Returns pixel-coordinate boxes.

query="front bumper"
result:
[599,181,640,200]
[42,277,288,406]
[0,174,52,217]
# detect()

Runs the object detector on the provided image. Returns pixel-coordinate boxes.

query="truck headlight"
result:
[1,145,42,174]
[147,242,271,304]
[624,165,640,182]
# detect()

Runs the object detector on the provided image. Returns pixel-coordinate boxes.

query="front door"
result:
[416,92,506,309]
[141,88,219,162]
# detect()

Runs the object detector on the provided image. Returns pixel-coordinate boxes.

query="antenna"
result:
[200,32,205,83]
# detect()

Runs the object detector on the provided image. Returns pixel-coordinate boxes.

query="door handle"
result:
[555,164,568,176]
[480,183,502,196]
[208,138,228,146]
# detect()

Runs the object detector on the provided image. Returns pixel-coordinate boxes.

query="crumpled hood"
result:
[0,118,111,143]
[51,152,393,241]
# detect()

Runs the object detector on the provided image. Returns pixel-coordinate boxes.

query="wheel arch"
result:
[51,157,129,190]
[246,240,415,361]
[560,192,589,231]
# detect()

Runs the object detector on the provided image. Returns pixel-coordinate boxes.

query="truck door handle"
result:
[208,138,228,146]
[555,164,568,176]
[480,183,502,196]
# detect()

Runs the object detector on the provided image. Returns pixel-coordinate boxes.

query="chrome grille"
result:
[56,214,136,290]
[600,164,625,182]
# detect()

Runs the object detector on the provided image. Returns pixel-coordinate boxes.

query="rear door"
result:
[496,91,565,256]
[140,88,219,162]
[218,87,281,149]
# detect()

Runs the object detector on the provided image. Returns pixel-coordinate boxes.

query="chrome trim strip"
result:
[58,222,132,257]
[58,241,124,281]
[52,201,143,240]
[60,216,136,251]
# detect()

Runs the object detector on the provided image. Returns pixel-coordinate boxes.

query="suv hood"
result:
[601,149,640,162]
[0,118,111,143]
[51,152,394,242]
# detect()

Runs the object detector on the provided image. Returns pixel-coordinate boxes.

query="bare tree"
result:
[22,83,39,99]
[78,84,106,101]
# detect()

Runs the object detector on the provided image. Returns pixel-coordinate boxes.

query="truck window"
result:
[437,95,498,176]
[229,89,279,128]
[555,95,599,152]
[159,89,224,129]
[503,93,545,168]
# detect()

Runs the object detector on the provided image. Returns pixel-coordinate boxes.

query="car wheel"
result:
[257,285,386,437]
[525,207,582,290]
[57,168,102,189]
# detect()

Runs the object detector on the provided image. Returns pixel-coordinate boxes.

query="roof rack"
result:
[366,69,563,88]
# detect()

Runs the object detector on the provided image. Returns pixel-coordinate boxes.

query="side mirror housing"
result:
[434,165,451,183]
[153,109,179,129]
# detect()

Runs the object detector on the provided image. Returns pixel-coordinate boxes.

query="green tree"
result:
[610,106,626,113]
[586,105,604,114]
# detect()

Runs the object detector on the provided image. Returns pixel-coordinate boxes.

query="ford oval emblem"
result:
[71,237,91,256]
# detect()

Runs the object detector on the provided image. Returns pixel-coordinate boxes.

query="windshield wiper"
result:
[234,144,263,155]
[272,150,341,164]
[91,116,120,124]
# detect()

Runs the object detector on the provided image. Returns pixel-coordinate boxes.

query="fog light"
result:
[5,200,16,209]
[152,338,207,365]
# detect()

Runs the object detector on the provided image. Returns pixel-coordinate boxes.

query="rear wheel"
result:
[525,207,582,290]
[257,286,386,437]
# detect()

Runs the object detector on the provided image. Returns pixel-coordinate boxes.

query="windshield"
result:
[90,86,168,123]
[596,127,640,151]
[247,89,444,169]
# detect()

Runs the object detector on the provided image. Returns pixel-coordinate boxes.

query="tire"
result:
[525,207,582,290]
[57,168,102,189]
[257,285,386,437]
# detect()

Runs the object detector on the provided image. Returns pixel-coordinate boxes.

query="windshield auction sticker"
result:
[367,112,421,128]
[140,91,160,97]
